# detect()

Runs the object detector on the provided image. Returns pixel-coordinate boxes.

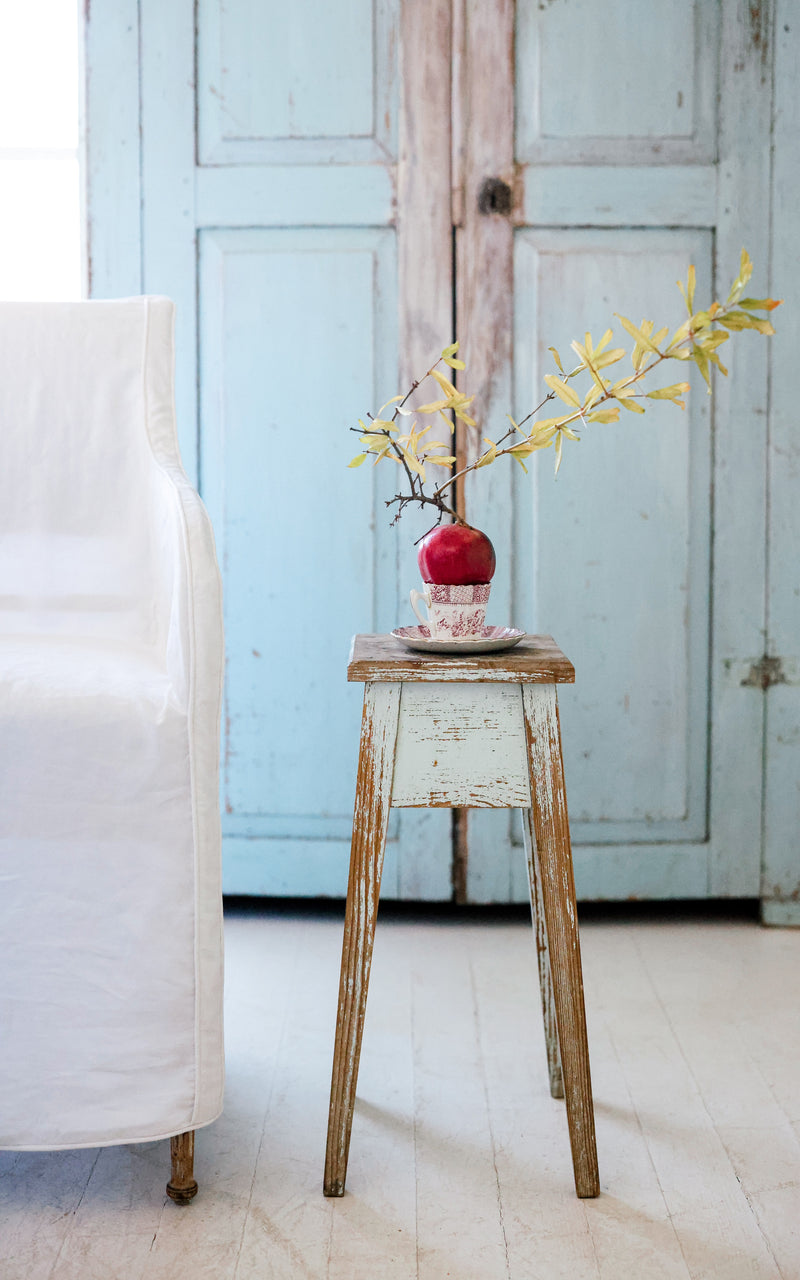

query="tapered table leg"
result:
[522,808,564,1099]
[167,1130,198,1204]
[324,682,401,1197]
[522,685,599,1199]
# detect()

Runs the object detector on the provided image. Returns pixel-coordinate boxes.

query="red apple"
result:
[417,523,496,585]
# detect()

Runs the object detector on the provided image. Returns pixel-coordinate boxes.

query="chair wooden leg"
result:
[522,685,599,1199]
[522,808,564,1099]
[324,682,401,1197]
[166,1130,198,1204]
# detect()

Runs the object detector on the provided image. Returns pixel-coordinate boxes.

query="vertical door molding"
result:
[83,0,142,299]
[454,0,515,519]
[140,0,199,486]
[453,0,516,901]
[398,0,453,384]
[395,0,457,900]
[708,0,774,898]
[86,0,198,479]
[762,3,800,925]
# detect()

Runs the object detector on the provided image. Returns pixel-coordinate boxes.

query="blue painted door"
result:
[458,0,774,903]
[86,0,781,905]
[89,0,454,899]
[163,0,455,899]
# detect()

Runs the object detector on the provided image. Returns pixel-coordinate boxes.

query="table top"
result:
[347,634,575,684]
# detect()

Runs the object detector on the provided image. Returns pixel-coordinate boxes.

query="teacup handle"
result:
[410,587,432,628]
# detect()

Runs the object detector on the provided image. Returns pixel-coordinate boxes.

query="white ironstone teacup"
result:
[409,581,491,640]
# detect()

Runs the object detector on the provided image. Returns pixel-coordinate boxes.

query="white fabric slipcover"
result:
[0,298,224,1149]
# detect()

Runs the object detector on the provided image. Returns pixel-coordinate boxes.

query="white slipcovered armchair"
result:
[0,298,224,1201]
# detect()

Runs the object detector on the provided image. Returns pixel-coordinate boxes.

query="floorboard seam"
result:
[468,950,512,1280]
[232,933,299,1280]
[410,969,421,1280]
[45,1149,101,1280]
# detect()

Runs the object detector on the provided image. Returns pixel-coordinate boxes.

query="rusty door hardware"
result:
[741,655,787,690]
[477,177,513,216]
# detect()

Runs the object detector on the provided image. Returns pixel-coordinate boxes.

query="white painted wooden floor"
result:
[2,903,799,1279]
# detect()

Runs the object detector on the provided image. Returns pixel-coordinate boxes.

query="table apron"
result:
[388,680,534,809]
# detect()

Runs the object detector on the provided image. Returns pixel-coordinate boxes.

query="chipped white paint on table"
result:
[324,633,599,1201]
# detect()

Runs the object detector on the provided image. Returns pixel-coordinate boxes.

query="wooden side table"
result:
[323,633,599,1200]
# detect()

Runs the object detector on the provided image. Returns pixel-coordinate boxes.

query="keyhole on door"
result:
[477,177,513,216]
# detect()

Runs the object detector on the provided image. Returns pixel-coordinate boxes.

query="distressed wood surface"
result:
[114,0,450,903]
[196,0,396,167]
[390,683,531,808]
[324,682,401,1196]
[515,0,719,168]
[520,164,717,229]
[762,3,800,925]
[398,0,452,382]
[348,634,575,684]
[84,0,142,298]
[90,0,786,912]
[453,0,515,531]
[522,685,599,1198]
[516,231,713,852]
[392,0,457,907]
[521,809,564,1099]
[139,0,198,485]
[326,665,596,1199]
[201,229,399,890]
[708,0,775,901]
[166,1131,197,1205]
[454,0,776,909]
[194,167,394,227]
[408,0,528,921]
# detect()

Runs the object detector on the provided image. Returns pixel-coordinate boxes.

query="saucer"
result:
[391,625,526,655]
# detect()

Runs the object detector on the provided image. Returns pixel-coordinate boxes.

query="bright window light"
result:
[0,1,81,300]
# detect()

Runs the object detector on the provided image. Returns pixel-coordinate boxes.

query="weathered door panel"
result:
[196,0,392,167]
[517,230,712,844]
[459,0,772,903]
[199,228,397,892]
[515,0,719,167]
[99,0,455,899]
